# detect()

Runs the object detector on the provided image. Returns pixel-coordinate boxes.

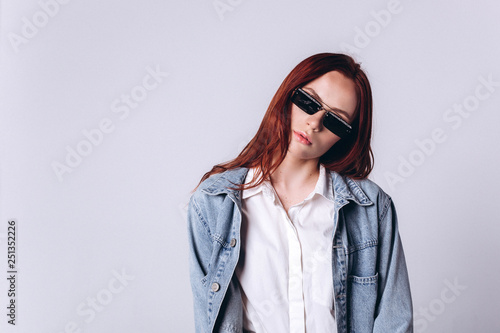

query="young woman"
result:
[187,53,413,333]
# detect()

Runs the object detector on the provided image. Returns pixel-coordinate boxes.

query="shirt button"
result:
[211,282,220,292]
[230,238,237,247]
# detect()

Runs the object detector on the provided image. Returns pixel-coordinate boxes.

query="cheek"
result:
[321,134,341,151]
[330,135,341,146]
[325,133,340,149]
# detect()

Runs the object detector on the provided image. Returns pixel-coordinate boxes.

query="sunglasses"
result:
[290,87,353,138]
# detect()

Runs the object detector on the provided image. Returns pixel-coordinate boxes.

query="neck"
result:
[269,154,320,191]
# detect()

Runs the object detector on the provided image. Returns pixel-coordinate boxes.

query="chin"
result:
[289,151,320,161]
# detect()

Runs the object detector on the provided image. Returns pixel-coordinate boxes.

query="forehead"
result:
[304,71,358,119]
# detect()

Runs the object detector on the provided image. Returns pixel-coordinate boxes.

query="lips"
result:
[293,130,312,145]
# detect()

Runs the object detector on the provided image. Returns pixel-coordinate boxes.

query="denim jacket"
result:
[187,167,413,333]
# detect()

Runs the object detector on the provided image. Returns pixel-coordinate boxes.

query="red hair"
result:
[193,53,373,193]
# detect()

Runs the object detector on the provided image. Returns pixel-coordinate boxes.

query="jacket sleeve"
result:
[373,195,414,333]
[187,194,213,332]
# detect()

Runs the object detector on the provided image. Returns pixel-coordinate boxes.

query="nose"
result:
[307,110,326,131]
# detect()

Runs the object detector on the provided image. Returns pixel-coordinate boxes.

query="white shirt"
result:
[235,164,338,333]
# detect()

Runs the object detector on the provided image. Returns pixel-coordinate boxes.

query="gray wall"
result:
[1,0,499,332]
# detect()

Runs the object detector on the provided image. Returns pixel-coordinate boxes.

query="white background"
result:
[1,0,499,332]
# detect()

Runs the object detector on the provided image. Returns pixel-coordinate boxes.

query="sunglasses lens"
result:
[323,113,352,138]
[291,89,321,115]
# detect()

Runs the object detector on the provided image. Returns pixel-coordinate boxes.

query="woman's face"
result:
[287,70,358,161]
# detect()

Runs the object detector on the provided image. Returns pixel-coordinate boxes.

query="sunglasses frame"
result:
[290,87,353,138]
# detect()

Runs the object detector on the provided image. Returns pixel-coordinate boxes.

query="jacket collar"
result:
[201,166,373,207]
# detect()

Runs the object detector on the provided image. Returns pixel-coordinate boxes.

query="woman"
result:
[187,53,413,333]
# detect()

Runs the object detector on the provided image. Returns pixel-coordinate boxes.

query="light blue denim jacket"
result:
[187,167,413,333]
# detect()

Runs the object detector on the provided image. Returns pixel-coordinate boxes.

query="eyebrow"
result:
[303,87,352,122]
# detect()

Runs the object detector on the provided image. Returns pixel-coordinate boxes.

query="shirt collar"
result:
[241,167,269,200]
[315,163,335,203]
[241,164,335,203]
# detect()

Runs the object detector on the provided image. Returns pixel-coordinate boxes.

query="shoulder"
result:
[189,167,249,210]
[349,176,391,202]
[352,177,393,215]
[188,168,249,234]
[329,169,394,219]
[193,167,248,196]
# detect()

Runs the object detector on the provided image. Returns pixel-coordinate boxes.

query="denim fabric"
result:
[187,167,413,333]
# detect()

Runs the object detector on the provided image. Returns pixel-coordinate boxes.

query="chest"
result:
[272,182,316,212]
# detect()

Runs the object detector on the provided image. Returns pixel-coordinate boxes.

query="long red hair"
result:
[193,53,373,193]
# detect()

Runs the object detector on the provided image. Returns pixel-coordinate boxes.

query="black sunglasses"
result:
[290,87,353,138]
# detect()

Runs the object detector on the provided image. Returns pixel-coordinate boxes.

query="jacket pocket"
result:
[200,263,211,287]
[347,272,378,332]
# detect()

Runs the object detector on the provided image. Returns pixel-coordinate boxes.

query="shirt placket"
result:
[285,206,306,333]
[267,182,306,333]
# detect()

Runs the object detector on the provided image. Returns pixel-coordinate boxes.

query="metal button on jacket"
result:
[230,238,237,247]
[211,282,220,292]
